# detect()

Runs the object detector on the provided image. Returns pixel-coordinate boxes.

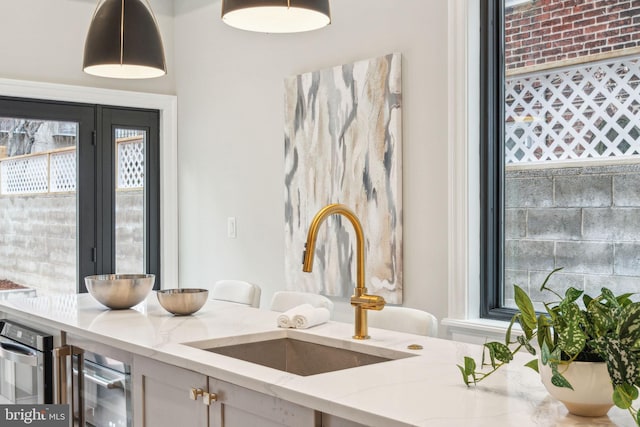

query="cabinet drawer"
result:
[208,377,319,427]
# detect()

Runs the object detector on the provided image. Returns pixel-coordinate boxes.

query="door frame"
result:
[0,78,178,290]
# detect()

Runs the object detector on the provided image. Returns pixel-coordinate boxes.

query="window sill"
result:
[441,317,522,344]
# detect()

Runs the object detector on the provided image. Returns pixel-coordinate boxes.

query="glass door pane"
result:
[114,128,146,274]
[501,4,640,310]
[96,107,159,290]
[0,117,78,295]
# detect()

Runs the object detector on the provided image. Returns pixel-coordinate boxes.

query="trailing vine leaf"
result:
[549,343,562,363]
[457,356,478,386]
[589,336,607,356]
[520,321,533,342]
[524,358,538,372]
[558,297,578,315]
[541,341,551,366]
[544,302,561,326]
[613,384,639,409]
[591,336,640,387]
[537,314,553,350]
[457,364,471,386]
[601,288,620,308]
[538,267,564,298]
[485,342,513,366]
[517,334,536,355]
[551,373,573,390]
[557,307,587,356]
[514,285,537,333]
[617,302,640,346]
[464,356,476,376]
[616,293,635,306]
[564,287,583,304]
[505,312,521,345]
[587,298,614,337]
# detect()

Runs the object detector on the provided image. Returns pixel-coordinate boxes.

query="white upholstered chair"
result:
[367,306,438,337]
[210,280,261,308]
[269,291,334,314]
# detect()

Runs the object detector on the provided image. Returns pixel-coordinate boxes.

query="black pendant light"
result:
[221,0,331,33]
[83,0,166,79]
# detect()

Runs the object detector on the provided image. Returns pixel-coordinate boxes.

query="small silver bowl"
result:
[157,288,209,315]
[85,274,155,310]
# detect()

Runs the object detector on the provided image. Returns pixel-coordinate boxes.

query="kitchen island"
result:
[0,293,632,426]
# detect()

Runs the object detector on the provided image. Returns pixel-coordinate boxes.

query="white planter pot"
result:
[540,360,614,417]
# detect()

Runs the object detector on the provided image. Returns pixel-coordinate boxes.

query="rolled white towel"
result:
[293,307,330,329]
[276,303,314,328]
[277,313,291,328]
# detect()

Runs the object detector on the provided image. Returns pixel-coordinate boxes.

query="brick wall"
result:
[505,0,640,70]
[504,162,640,307]
[0,190,144,295]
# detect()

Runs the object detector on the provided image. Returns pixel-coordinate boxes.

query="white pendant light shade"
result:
[83,0,166,79]
[221,0,331,33]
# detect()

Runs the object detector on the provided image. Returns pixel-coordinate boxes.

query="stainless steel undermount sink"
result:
[183,330,416,376]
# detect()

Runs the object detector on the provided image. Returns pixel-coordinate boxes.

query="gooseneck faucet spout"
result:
[302,204,385,339]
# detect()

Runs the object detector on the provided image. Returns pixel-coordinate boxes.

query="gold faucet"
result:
[302,204,385,339]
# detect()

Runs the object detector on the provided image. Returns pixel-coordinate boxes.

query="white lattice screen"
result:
[50,150,76,192]
[1,138,144,195]
[117,139,145,189]
[0,154,49,194]
[505,55,640,164]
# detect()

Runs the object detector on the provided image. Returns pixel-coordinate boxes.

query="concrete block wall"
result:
[504,161,640,307]
[115,191,145,275]
[0,190,143,295]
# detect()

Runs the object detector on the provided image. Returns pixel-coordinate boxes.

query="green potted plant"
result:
[458,268,640,426]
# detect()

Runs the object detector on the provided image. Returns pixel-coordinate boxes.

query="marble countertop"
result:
[0,293,632,427]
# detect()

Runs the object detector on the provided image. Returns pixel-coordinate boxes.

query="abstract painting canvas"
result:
[284,53,403,303]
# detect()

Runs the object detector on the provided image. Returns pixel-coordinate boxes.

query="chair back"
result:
[367,306,438,337]
[270,291,334,313]
[210,280,261,308]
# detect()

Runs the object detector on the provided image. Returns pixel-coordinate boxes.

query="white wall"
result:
[0,0,175,95]
[174,0,451,323]
[0,0,454,325]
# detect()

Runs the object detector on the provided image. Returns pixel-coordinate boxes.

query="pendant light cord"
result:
[120,0,125,66]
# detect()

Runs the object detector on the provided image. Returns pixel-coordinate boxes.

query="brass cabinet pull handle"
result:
[203,392,218,406]
[189,388,204,400]
[189,387,217,404]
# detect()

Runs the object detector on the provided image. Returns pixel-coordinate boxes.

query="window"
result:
[480,1,640,319]
[0,98,160,295]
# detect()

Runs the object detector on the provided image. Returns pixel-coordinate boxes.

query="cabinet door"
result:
[133,355,207,427]
[207,377,319,427]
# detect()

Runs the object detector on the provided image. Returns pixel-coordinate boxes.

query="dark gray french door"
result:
[95,107,160,292]
[0,97,160,294]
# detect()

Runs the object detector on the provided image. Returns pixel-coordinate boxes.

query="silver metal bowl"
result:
[156,288,209,315]
[85,274,155,310]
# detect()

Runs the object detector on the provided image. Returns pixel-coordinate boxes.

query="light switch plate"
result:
[227,217,237,238]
